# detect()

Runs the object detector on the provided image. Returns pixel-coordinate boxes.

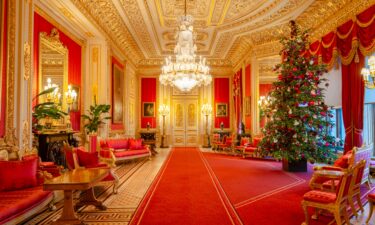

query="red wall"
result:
[214,78,230,128]
[141,78,156,128]
[259,84,273,97]
[245,65,251,130]
[0,0,7,137]
[111,56,124,130]
[33,12,82,131]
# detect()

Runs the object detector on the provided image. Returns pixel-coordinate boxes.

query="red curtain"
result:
[141,78,156,128]
[0,0,7,137]
[245,65,251,130]
[307,5,374,153]
[214,78,230,128]
[111,57,124,130]
[33,13,82,131]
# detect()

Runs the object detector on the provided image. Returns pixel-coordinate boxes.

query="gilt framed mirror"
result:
[38,28,68,111]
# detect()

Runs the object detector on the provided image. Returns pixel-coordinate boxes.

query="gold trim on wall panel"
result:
[4,0,16,143]
[34,6,84,47]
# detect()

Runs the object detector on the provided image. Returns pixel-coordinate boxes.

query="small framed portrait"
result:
[143,102,155,117]
[216,103,227,117]
[70,85,80,112]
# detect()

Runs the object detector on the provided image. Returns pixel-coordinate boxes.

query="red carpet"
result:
[203,153,375,225]
[130,147,243,225]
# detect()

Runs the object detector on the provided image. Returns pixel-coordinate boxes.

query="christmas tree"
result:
[258,21,336,163]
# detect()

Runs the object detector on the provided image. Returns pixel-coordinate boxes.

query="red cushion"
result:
[0,186,52,224]
[39,161,55,168]
[303,190,337,203]
[106,139,129,150]
[76,149,100,167]
[114,149,149,158]
[99,149,113,158]
[0,156,38,191]
[85,163,108,168]
[129,139,143,150]
[244,147,257,153]
[322,179,340,190]
[64,149,76,170]
[253,137,262,146]
[368,191,375,201]
[333,157,348,168]
[100,140,108,148]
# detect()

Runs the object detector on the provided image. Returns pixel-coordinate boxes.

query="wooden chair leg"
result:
[367,200,374,224]
[348,197,358,217]
[333,210,342,225]
[301,202,309,225]
[343,207,351,225]
[356,194,364,212]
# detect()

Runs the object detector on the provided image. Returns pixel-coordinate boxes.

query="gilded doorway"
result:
[172,98,198,146]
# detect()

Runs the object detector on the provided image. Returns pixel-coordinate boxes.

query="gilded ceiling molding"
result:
[70,0,143,65]
[119,0,157,57]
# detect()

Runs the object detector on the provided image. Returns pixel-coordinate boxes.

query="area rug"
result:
[202,152,375,225]
[130,147,243,225]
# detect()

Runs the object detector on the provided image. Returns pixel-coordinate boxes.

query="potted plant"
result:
[32,87,67,132]
[81,103,111,152]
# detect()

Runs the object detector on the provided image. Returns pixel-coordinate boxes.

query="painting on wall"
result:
[112,64,124,123]
[216,103,228,117]
[143,102,155,117]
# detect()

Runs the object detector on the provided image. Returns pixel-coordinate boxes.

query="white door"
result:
[172,98,198,146]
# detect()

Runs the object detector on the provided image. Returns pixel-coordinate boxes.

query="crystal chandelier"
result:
[159,1,211,92]
[361,55,375,89]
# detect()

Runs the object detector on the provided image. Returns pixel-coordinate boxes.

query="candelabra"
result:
[64,85,77,130]
[159,104,170,148]
[361,55,375,89]
[201,103,212,148]
[44,78,61,104]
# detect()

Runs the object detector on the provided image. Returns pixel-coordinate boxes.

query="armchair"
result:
[301,167,353,225]
[64,145,119,194]
[217,135,234,152]
[211,133,221,150]
[243,136,262,158]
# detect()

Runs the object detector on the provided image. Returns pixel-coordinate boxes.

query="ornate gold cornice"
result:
[70,0,143,65]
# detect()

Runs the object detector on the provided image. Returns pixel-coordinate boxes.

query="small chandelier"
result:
[159,0,211,92]
[361,55,375,89]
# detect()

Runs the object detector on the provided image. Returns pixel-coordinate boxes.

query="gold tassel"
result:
[354,50,359,63]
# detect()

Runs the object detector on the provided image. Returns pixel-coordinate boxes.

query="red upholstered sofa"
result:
[99,138,151,164]
[0,156,54,225]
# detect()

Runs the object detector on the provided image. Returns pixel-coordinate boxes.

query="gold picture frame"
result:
[143,102,155,117]
[112,63,124,123]
[216,103,228,117]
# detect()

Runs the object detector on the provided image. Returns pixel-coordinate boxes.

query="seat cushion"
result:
[303,190,337,203]
[0,186,52,224]
[0,157,38,191]
[114,149,149,158]
[244,147,257,153]
[322,179,340,190]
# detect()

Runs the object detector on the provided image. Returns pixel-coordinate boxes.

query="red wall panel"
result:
[0,0,7,137]
[141,78,156,128]
[259,84,273,97]
[214,78,230,128]
[111,57,124,130]
[33,12,82,131]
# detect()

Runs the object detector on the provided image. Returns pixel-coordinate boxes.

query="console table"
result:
[35,131,77,167]
[213,130,231,142]
[139,130,157,155]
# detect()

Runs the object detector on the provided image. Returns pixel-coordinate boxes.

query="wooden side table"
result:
[44,168,109,225]
[139,130,158,155]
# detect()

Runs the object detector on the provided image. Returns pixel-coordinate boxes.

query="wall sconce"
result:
[64,84,77,130]
[201,103,212,148]
[159,104,170,148]
[44,78,61,104]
